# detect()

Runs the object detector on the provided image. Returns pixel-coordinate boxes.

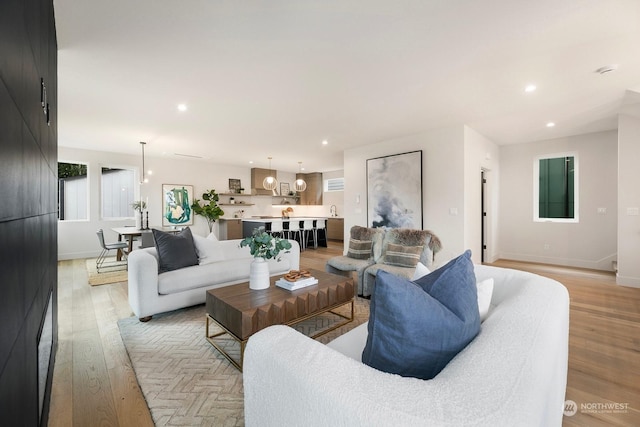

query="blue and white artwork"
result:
[367,151,422,229]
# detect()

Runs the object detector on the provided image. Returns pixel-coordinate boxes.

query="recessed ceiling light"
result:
[546,122,555,128]
[322,140,328,145]
[524,84,537,93]
[249,160,253,164]
[177,104,187,112]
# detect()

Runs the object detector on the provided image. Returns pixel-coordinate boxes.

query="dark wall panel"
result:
[0,0,57,425]
[0,80,24,222]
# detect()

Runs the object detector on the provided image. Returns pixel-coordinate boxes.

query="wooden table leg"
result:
[116,234,124,261]
[127,236,134,255]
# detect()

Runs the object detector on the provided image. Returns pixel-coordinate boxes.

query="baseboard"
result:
[616,274,640,288]
[497,252,616,272]
[58,250,102,261]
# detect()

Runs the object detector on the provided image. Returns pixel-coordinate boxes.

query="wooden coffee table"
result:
[205,268,355,370]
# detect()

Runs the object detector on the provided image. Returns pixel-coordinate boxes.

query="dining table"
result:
[111,226,181,260]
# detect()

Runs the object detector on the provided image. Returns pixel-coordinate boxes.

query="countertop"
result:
[243,216,328,222]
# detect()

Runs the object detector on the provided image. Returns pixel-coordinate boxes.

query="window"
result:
[534,154,578,223]
[101,167,135,219]
[58,162,88,221]
[324,177,344,192]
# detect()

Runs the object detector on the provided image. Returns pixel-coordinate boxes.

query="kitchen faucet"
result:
[330,205,337,217]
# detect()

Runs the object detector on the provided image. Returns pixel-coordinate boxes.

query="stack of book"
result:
[275,275,318,291]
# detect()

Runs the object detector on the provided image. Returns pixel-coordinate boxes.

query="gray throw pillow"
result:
[152,227,199,273]
[383,243,423,268]
[347,238,373,259]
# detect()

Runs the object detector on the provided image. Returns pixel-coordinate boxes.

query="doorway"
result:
[481,169,488,263]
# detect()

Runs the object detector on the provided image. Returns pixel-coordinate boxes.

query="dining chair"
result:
[139,230,155,249]
[96,229,129,273]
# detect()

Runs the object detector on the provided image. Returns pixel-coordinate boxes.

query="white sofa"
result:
[243,264,570,427]
[127,239,300,321]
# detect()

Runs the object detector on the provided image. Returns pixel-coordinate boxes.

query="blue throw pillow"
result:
[362,250,480,380]
[152,227,199,273]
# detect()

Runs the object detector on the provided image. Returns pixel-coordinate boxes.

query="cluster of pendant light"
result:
[138,146,304,193]
[262,157,307,192]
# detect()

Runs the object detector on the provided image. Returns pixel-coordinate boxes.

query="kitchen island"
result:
[242,217,328,248]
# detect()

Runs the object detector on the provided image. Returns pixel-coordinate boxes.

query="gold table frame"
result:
[205,298,354,371]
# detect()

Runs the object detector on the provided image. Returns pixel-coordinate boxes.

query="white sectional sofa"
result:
[127,238,300,321]
[243,264,570,427]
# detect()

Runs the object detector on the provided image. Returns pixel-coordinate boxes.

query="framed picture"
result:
[228,178,241,193]
[162,184,194,226]
[367,150,423,229]
[280,182,290,196]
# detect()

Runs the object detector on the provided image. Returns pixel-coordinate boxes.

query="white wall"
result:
[344,126,467,264]
[58,147,341,259]
[343,125,500,265]
[321,169,345,218]
[499,130,618,271]
[617,114,640,287]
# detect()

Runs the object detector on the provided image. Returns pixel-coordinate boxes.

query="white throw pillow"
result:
[476,278,494,322]
[411,262,431,280]
[193,234,225,265]
[412,262,494,322]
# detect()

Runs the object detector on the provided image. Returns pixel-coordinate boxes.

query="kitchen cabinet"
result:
[327,218,344,241]
[219,218,243,240]
[297,172,323,205]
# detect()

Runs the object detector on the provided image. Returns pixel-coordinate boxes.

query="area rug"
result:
[118,298,370,426]
[86,257,128,286]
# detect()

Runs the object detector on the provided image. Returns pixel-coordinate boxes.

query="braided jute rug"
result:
[118,297,370,426]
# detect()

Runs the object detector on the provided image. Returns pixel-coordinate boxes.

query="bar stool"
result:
[287,220,302,248]
[302,219,315,250]
[313,219,326,248]
[269,221,284,238]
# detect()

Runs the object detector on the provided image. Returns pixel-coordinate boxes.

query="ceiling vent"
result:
[595,65,618,75]
[174,153,204,159]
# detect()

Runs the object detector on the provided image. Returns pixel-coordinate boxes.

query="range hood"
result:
[251,167,277,195]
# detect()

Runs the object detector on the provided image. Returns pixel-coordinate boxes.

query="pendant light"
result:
[262,157,278,191]
[139,141,149,184]
[294,161,307,192]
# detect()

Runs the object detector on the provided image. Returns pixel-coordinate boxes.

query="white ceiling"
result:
[54,0,640,173]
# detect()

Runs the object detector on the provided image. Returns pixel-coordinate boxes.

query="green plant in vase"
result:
[131,200,147,229]
[131,200,147,212]
[191,189,224,233]
[241,227,292,290]
[240,227,292,260]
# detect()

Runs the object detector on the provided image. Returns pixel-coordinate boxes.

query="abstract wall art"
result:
[162,184,194,226]
[367,150,423,229]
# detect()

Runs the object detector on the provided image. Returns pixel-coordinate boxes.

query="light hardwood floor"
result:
[49,245,640,426]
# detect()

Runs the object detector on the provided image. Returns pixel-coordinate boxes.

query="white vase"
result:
[249,257,270,290]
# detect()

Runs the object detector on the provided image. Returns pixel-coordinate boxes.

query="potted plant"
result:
[240,227,292,290]
[191,189,225,233]
[131,200,147,229]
